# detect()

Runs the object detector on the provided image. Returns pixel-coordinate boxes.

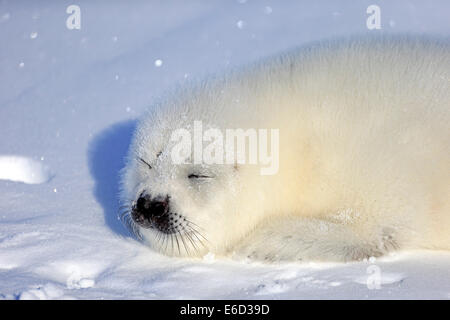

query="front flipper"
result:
[233,217,399,262]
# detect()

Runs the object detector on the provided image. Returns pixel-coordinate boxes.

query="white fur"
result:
[121,36,450,262]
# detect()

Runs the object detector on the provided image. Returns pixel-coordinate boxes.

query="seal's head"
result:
[119,105,265,258]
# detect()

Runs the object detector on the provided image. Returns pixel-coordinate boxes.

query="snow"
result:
[154,59,163,67]
[0,156,51,184]
[0,0,449,300]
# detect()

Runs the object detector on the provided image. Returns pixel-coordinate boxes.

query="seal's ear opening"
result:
[233,163,239,171]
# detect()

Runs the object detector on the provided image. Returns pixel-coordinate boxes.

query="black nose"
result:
[134,195,170,222]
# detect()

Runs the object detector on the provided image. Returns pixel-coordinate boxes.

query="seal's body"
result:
[121,36,450,262]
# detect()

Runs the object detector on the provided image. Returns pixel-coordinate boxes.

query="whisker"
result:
[133,225,143,241]
[190,230,207,249]
[155,228,163,246]
[178,230,190,256]
[186,220,206,232]
[174,233,181,255]
[138,157,152,170]
[187,223,209,243]
[184,230,199,253]
[158,233,165,251]
[117,205,143,241]
[185,219,207,235]
[163,233,170,253]
[170,233,175,255]
[117,202,209,257]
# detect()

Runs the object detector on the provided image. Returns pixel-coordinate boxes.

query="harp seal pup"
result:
[120,36,450,262]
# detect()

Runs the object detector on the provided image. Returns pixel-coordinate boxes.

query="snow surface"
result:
[1,0,449,300]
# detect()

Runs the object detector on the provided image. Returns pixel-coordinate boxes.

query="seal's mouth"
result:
[131,209,186,235]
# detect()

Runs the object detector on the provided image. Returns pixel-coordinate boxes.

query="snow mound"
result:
[0,156,51,184]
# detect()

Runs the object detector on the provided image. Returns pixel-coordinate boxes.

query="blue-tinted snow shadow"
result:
[88,119,137,237]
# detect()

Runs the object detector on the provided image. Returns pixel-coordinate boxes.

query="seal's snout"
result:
[138,195,169,218]
[131,193,172,231]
